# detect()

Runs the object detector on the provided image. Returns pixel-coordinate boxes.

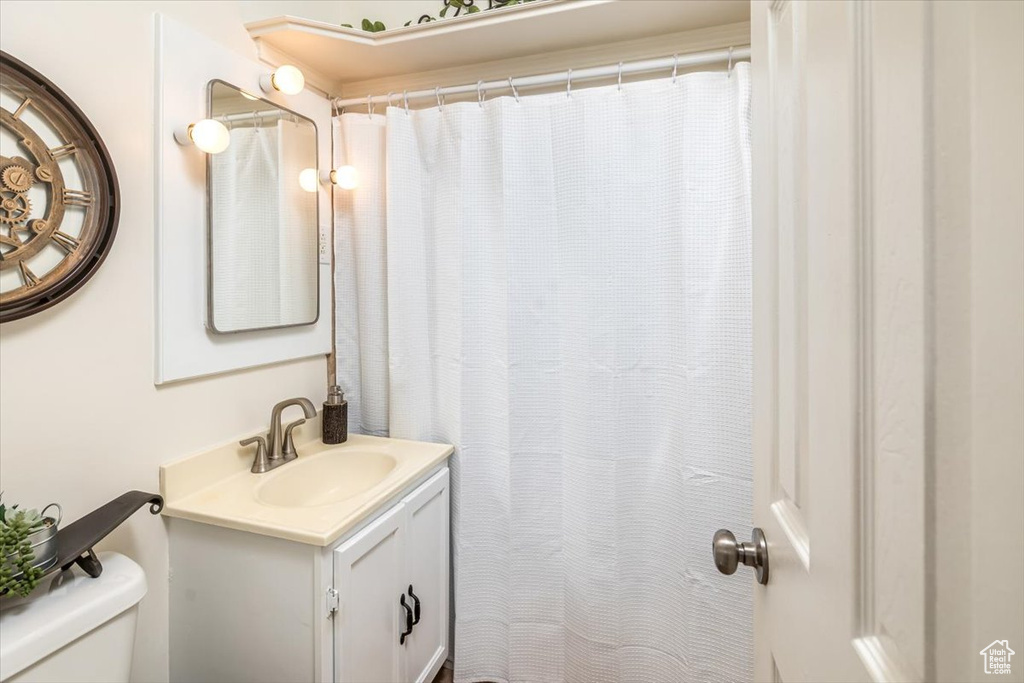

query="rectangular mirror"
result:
[206,79,319,333]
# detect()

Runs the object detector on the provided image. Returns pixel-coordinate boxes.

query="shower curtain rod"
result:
[331,46,751,110]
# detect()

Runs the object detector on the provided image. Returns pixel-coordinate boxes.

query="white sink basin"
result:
[161,432,453,545]
[255,450,398,508]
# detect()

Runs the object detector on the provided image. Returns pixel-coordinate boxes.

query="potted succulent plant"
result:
[0,495,61,597]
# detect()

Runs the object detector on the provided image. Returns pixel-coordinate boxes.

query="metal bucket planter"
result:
[3,503,62,575]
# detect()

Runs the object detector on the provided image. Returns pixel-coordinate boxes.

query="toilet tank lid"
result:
[0,552,147,681]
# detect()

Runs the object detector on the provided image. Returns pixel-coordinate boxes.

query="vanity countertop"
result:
[159,419,453,546]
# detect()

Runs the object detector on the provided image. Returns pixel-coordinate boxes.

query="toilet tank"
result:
[0,552,146,683]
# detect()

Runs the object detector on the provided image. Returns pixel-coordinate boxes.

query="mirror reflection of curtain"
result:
[276,119,319,326]
[210,123,280,331]
[210,119,317,331]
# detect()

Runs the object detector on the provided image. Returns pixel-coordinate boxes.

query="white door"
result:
[334,504,406,683]
[402,469,450,683]
[750,1,883,680]
[747,1,1024,682]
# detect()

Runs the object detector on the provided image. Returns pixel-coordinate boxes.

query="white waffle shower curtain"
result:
[335,63,753,683]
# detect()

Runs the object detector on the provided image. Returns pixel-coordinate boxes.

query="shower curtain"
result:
[335,64,753,683]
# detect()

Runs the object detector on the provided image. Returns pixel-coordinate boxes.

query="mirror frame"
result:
[204,78,320,335]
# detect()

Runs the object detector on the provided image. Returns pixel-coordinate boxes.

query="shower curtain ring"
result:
[727,47,734,77]
[566,68,572,98]
[508,76,520,103]
[387,91,395,108]
[617,62,624,92]
[477,80,486,107]
[672,53,679,84]
[436,86,444,110]
[252,110,259,132]
[403,90,410,115]
[367,94,374,118]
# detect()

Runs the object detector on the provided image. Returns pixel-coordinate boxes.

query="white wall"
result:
[0,3,327,681]
[967,3,1024,678]
[932,2,1024,681]
[240,0,347,25]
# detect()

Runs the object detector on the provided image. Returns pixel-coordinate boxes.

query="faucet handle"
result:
[282,418,306,460]
[240,435,271,474]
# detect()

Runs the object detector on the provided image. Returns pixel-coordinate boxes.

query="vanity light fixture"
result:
[321,165,359,190]
[260,65,305,96]
[173,119,230,154]
[299,168,319,193]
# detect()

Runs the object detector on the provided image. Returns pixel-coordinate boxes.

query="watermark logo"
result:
[980,640,1015,675]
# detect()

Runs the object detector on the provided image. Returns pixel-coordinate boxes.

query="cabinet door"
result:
[333,504,406,683]
[401,469,450,683]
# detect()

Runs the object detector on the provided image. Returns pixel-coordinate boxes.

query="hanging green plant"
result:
[340,18,387,32]
[341,0,536,32]
[440,0,482,19]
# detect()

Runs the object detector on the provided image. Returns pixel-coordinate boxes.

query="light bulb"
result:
[190,119,230,154]
[260,65,305,95]
[333,165,359,190]
[299,168,319,193]
[173,119,230,154]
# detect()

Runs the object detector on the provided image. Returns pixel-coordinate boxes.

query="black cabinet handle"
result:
[399,594,413,645]
[408,585,421,625]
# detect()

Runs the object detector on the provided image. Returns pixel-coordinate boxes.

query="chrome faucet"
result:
[240,397,318,474]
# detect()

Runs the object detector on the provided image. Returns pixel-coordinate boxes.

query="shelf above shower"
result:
[245,0,750,95]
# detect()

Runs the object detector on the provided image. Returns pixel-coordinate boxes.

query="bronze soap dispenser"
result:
[322,385,348,444]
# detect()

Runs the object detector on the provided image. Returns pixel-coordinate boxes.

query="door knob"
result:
[713,527,769,585]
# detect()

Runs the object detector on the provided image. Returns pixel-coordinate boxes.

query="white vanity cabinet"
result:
[333,468,449,683]
[168,465,449,683]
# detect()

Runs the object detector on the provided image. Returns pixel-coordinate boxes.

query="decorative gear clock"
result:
[0,51,119,322]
